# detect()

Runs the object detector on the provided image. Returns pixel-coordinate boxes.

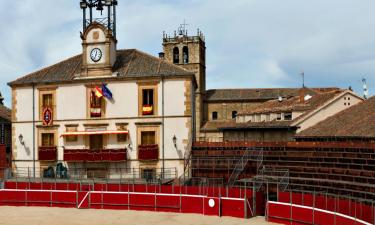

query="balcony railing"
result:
[138,144,159,161]
[39,146,57,161]
[64,148,127,162]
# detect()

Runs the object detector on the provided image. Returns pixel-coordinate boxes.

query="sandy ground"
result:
[0,206,278,225]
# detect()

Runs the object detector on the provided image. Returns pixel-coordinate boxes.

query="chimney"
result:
[299,88,305,104]
[158,52,165,60]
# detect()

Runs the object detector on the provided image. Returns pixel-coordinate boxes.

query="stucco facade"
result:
[12,78,194,179]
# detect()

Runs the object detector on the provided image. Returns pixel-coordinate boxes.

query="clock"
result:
[90,48,102,62]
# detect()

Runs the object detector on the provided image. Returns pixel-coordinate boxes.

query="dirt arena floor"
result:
[0,206,277,225]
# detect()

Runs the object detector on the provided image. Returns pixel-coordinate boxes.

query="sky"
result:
[1,0,375,107]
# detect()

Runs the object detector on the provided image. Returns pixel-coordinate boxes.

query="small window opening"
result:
[173,47,179,64]
[183,46,189,64]
[212,111,218,120]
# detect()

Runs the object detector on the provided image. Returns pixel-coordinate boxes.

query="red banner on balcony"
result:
[138,145,159,161]
[64,149,127,162]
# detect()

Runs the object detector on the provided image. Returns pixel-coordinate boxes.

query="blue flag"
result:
[101,83,113,100]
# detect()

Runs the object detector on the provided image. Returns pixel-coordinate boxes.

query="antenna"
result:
[300,71,305,88]
[362,78,369,99]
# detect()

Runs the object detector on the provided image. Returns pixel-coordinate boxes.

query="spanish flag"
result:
[95,86,103,98]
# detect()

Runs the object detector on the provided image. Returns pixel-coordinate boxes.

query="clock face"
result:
[90,48,102,62]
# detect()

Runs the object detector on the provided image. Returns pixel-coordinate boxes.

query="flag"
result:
[95,86,103,98]
[101,83,113,100]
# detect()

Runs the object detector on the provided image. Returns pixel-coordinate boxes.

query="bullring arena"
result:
[1,141,375,225]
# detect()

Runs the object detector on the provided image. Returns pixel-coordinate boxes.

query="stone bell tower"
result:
[78,0,118,78]
[162,24,206,138]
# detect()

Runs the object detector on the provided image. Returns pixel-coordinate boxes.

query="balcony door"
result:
[42,133,54,147]
[141,131,155,145]
[89,134,103,150]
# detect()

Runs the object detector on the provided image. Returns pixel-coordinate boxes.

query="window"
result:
[142,89,154,115]
[183,46,189,64]
[284,112,292,121]
[90,90,103,117]
[42,94,53,108]
[173,47,179,64]
[41,133,54,147]
[117,133,127,142]
[117,124,128,142]
[266,114,271,121]
[276,113,282,121]
[39,89,56,121]
[212,111,218,120]
[141,131,156,145]
[142,168,156,182]
[66,126,78,142]
[89,135,103,150]
[232,111,237,119]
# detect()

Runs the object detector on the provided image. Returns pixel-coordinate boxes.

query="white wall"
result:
[15,87,38,122]
[297,93,363,132]
[12,78,192,177]
[162,80,186,116]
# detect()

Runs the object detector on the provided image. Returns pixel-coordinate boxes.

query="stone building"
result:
[218,88,363,142]
[296,95,375,142]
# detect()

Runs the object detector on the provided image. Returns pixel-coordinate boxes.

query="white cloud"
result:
[1,0,375,107]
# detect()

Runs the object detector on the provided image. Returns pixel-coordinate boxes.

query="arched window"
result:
[232,111,237,119]
[173,47,179,64]
[212,111,218,120]
[183,46,189,64]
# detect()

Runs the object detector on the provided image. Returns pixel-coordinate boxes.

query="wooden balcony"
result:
[64,148,127,162]
[138,144,159,161]
[39,146,57,161]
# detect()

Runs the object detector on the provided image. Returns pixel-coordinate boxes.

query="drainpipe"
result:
[32,83,36,179]
[161,75,165,179]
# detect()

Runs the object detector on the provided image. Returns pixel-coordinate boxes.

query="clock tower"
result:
[78,0,118,78]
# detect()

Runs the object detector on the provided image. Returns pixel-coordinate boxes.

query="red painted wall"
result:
[0,182,257,219]
[267,192,374,225]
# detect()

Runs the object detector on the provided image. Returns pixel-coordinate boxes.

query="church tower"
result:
[78,0,118,78]
[162,25,206,137]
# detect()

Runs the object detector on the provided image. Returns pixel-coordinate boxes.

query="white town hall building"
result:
[8,1,202,180]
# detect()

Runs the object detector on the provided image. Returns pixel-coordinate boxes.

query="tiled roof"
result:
[201,120,296,131]
[8,49,193,86]
[219,120,297,130]
[239,89,343,115]
[217,89,346,131]
[297,96,375,138]
[0,105,11,121]
[205,88,339,102]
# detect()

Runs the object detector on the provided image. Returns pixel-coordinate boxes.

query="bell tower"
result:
[162,24,206,136]
[78,0,118,78]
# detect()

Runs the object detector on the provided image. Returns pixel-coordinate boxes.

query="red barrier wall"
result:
[276,192,374,224]
[267,201,372,225]
[0,182,257,219]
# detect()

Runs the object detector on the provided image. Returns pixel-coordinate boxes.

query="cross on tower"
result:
[178,19,189,36]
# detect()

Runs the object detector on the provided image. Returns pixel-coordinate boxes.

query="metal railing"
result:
[228,147,263,186]
[7,167,177,184]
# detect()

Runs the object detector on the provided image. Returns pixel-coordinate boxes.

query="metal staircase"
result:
[228,147,263,186]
